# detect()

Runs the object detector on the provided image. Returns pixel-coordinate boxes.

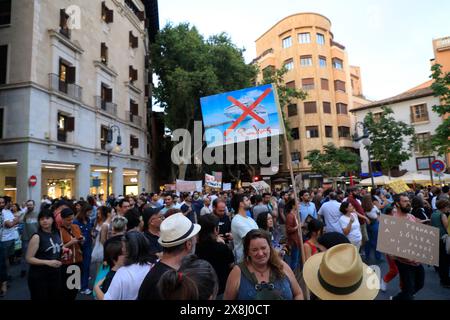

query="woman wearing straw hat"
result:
[303,243,380,300]
[223,229,303,300]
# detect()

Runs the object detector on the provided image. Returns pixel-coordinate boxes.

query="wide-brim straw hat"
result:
[303,243,380,300]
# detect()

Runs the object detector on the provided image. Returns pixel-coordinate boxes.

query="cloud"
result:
[243,89,265,100]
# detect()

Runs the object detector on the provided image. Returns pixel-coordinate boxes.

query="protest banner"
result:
[176,180,202,192]
[200,84,284,147]
[205,174,222,189]
[164,184,176,191]
[222,183,232,191]
[377,215,440,266]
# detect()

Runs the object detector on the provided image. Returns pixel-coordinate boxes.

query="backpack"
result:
[239,262,285,300]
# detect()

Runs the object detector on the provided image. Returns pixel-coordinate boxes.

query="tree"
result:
[260,67,307,140]
[430,64,450,156]
[151,23,257,179]
[364,106,415,177]
[304,143,361,187]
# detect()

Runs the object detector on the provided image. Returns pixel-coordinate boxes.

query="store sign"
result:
[130,177,138,183]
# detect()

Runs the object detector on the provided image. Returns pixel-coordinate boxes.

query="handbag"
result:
[91,235,104,263]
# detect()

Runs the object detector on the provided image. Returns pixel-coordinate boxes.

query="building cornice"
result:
[126,81,143,95]
[94,61,119,78]
[48,29,84,54]
[112,0,145,35]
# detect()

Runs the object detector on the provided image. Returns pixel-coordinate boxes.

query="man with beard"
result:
[231,194,258,264]
[391,193,425,300]
[212,199,232,244]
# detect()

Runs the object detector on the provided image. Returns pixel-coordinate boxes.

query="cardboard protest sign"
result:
[377,215,440,266]
[176,180,202,192]
[387,180,410,194]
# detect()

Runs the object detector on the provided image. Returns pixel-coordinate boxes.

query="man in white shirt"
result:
[1,197,20,284]
[231,194,258,264]
[318,192,343,234]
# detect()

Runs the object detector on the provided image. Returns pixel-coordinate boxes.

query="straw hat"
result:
[158,213,201,248]
[303,244,379,300]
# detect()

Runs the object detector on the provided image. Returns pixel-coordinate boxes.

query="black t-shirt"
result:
[143,231,163,255]
[215,214,231,236]
[195,240,234,295]
[137,262,174,300]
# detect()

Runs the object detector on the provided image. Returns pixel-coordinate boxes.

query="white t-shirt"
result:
[1,209,18,242]
[318,200,343,234]
[104,263,152,300]
[231,214,259,264]
[339,213,362,246]
[366,206,380,220]
[200,206,212,216]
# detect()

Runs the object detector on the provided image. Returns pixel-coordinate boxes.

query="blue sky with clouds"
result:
[158,0,449,101]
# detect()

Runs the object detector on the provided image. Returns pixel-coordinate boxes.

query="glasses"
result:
[255,282,275,291]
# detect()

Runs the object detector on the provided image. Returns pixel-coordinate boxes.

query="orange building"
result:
[253,13,369,188]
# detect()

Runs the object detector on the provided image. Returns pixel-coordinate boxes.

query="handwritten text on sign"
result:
[377,215,440,266]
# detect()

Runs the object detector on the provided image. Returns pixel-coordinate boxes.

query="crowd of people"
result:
[0,183,449,300]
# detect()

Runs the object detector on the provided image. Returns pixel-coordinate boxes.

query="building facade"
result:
[0,0,155,203]
[253,13,369,188]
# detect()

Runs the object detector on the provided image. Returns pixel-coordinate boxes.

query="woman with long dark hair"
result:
[74,204,94,295]
[361,195,382,262]
[224,229,303,300]
[26,209,63,300]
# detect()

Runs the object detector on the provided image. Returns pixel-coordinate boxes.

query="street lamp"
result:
[353,122,375,189]
[105,125,122,198]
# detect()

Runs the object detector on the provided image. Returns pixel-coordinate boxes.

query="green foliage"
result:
[304,143,361,178]
[364,106,415,175]
[151,23,257,131]
[259,67,307,140]
[430,64,450,156]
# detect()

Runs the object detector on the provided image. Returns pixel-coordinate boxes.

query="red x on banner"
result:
[224,87,272,137]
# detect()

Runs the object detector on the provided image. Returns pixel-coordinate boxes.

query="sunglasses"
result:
[255,282,275,291]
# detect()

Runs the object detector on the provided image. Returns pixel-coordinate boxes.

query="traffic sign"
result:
[431,160,446,174]
[29,175,37,187]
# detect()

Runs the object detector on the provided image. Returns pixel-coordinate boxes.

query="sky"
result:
[157,0,450,101]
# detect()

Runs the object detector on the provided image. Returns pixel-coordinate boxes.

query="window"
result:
[102,1,114,23]
[415,132,431,153]
[317,33,325,45]
[125,0,145,21]
[129,66,138,82]
[298,33,311,44]
[284,59,294,71]
[0,108,3,139]
[319,56,327,68]
[57,112,74,142]
[338,126,351,139]
[325,126,333,138]
[410,104,429,123]
[287,104,298,117]
[416,157,435,171]
[285,81,296,89]
[373,112,382,123]
[130,100,138,115]
[100,83,112,109]
[291,128,300,140]
[129,31,139,48]
[323,102,331,114]
[336,103,348,114]
[334,80,346,92]
[58,59,75,93]
[262,65,275,75]
[332,58,343,69]
[282,36,292,49]
[0,45,7,85]
[130,135,139,155]
[0,0,11,25]
[302,78,314,91]
[306,126,319,138]
[321,78,329,91]
[304,102,317,114]
[291,152,301,162]
[59,9,70,38]
[300,55,312,67]
[101,43,108,65]
[100,126,109,150]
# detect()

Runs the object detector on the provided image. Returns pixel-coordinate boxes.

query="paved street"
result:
[1,257,449,300]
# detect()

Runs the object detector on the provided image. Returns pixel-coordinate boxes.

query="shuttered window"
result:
[304,102,317,114]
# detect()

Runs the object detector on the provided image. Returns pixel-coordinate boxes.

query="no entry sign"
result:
[29,175,37,187]
[431,160,446,174]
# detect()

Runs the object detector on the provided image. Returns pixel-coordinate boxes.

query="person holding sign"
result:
[391,193,425,300]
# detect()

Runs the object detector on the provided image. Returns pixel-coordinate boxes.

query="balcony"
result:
[95,96,117,116]
[49,74,82,101]
[127,111,143,127]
